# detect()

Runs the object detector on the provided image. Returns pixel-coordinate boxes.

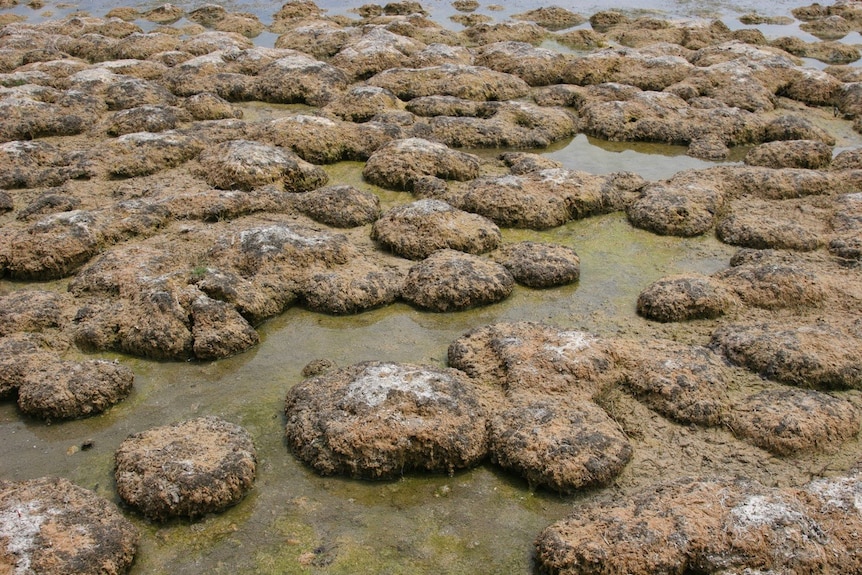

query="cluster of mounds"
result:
[285,320,860,491]
[0,416,256,573]
[535,470,862,574]
[1,0,862,366]
[0,477,139,575]
[3,0,862,571]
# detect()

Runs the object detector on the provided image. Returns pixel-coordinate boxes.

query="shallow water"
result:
[2,0,862,573]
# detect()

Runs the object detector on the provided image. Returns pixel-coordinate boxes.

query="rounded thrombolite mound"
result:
[716,208,824,252]
[618,339,732,426]
[0,334,61,400]
[401,249,514,311]
[636,274,738,322]
[488,398,633,493]
[729,388,860,455]
[743,139,834,169]
[196,139,328,192]
[371,199,501,259]
[284,361,489,479]
[711,322,862,390]
[491,241,580,288]
[714,257,827,310]
[0,476,139,575]
[17,359,134,420]
[114,416,257,520]
[362,137,481,191]
[293,185,382,227]
[626,180,724,237]
[535,474,862,575]
[448,321,622,397]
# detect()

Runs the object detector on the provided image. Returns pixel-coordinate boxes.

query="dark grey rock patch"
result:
[401,249,514,312]
[491,241,580,288]
[730,388,859,455]
[711,322,862,390]
[636,274,737,322]
[284,361,488,479]
[115,416,257,520]
[488,399,632,493]
[371,199,500,259]
[0,477,139,575]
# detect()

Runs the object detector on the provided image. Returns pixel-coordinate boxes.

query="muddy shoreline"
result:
[1,0,862,573]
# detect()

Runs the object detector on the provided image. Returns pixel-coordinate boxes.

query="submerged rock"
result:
[0,477,139,575]
[115,416,257,520]
[284,361,488,479]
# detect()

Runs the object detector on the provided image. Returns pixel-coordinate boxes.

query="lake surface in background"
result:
[1,0,861,573]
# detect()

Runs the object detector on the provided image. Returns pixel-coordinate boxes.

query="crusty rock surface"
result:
[491,241,580,288]
[401,249,514,311]
[115,416,257,520]
[284,361,488,479]
[0,477,139,575]
[371,199,500,259]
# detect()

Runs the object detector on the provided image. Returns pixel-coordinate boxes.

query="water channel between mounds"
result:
[1,0,862,573]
